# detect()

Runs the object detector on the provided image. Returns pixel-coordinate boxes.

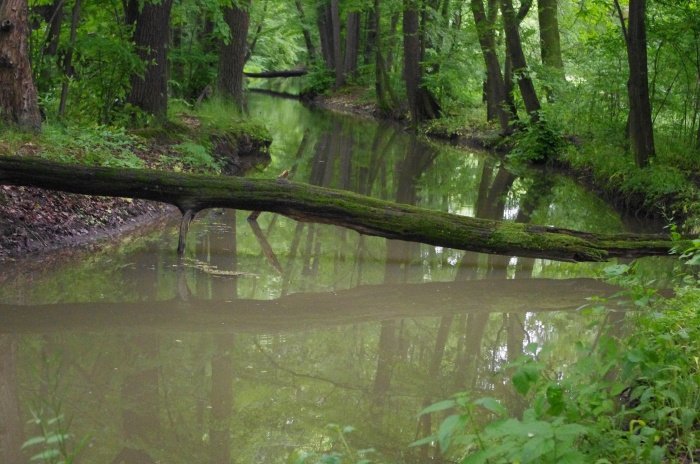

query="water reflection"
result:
[0,94,658,463]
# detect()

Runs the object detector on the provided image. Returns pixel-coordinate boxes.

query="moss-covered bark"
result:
[0,155,689,262]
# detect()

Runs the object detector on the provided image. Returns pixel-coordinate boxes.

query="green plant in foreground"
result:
[416,257,700,464]
[289,424,383,464]
[21,410,89,463]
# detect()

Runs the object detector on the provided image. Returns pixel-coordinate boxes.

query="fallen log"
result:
[244,68,308,78]
[0,155,688,262]
[0,278,618,333]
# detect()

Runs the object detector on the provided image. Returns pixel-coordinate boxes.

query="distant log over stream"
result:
[0,155,689,262]
[0,278,618,333]
[244,68,308,78]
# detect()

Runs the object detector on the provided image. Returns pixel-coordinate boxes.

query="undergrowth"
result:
[414,244,700,464]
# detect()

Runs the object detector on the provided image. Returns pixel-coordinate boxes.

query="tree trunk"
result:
[330,0,343,86]
[537,0,563,69]
[317,2,335,70]
[0,0,41,131]
[343,11,360,77]
[500,0,541,117]
[471,0,512,131]
[57,0,81,119]
[294,0,316,61]
[403,0,441,124]
[218,0,250,109]
[126,0,173,120]
[0,156,686,262]
[621,0,655,167]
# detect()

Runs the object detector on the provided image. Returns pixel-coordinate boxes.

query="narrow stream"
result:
[0,94,676,463]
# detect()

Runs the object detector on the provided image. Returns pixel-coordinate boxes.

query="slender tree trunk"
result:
[294,0,316,61]
[44,0,64,57]
[218,0,250,109]
[126,0,173,120]
[471,0,512,131]
[58,0,81,119]
[0,0,42,131]
[330,0,343,86]
[317,2,335,70]
[499,0,541,117]
[619,0,655,167]
[403,0,441,124]
[343,11,360,78]
[537,0,563,69]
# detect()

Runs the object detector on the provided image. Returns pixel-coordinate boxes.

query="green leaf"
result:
[512,364,540,395]
[30,449,61,461]
[437,414,461,452]
[21,436,46,450]
[473,397,507,417]
[408,435,435,448]
[418,399,456,416]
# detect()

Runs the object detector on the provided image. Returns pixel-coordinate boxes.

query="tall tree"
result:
[403,0,441,124]
[471,0,512,131]
[537,0,563,69]
[343,10,360,78]
[0,0,41,131]
[218,0,251,108]
[499,0,541,117]
[126,0,173,120]
[615,0,655,167]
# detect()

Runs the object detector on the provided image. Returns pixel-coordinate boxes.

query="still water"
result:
[0,94,671,463]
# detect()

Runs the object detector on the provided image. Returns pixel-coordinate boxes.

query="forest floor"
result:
[0,112,271,260]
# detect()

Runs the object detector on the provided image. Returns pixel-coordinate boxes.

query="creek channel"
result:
[0,93,676,463]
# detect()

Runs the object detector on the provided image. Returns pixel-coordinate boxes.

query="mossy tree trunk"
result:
[0,155,688,262]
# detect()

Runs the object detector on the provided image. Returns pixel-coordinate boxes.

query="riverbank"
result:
[0,103,271,259]
[311,91,700,232]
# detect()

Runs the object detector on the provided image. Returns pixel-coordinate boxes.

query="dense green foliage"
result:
[413,249,700,463]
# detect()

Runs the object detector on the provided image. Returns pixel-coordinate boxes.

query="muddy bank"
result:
[0,186,176,259]
[0,121,271,260]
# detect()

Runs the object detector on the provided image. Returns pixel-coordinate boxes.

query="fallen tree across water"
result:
[0,278,618,333]
[0,155,689,262]
[244,68,308,78]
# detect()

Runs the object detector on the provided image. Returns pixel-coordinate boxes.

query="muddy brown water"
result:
[0,94,674,463]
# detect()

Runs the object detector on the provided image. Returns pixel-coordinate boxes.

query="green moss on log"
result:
[0,155,692,262]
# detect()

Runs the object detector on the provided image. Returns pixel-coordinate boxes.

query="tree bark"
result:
[0,0,41,131]
[330,0,343,86]
[537,0,563,69]
[317,2,335,70]
[57,0,81,119]
[218,0,250,108]
[294,0,316,61]
[403,0,441,124]
[343,11,360,77]
[0,156,687,262]
[500,0,541,117]
[618,0,655,168]
[471,0,512,131]
[126,0,173,120]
